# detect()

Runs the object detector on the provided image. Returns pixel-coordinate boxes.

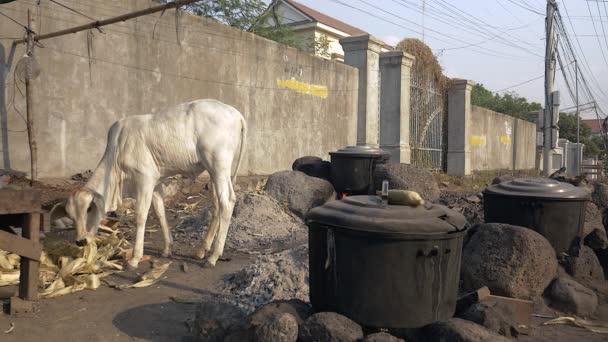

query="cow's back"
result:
[115,99,244,177]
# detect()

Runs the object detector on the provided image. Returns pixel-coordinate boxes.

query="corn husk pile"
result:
[0,223,171,297]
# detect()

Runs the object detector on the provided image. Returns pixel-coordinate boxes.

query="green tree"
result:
[558,113,602,158]
[159,0,329,55]
[471,83,542,121]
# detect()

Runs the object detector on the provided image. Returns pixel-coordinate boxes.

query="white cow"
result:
[60,99,246,268]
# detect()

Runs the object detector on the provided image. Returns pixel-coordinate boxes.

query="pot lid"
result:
[306,195,467,237]
[483,178,590,200]
[329,145,390,159]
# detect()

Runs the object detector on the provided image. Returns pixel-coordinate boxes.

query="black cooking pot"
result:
[483,178,590,255]
[329,146,389,196]
[306,196,467,328]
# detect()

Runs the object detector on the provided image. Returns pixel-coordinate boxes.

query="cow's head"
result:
[63,188,105,246]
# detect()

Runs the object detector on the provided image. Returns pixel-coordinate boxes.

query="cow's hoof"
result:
[196,248,207,260]
[206,255,218,267]
[127,260,139,271]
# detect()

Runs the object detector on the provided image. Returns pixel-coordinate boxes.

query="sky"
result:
[282,0,608,120]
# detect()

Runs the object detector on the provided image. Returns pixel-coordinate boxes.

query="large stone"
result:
[373,164,440,201]
[292,156,331,181]
[564,245,605,286]
[363,332,405,342]
[595,248,608,280]
[264,171,336,219]
[422,318,511,342]
[249,300,313,327]
[457,302,518,338]
[194,301,248,342]
[585,228,608,251]
[545,276,598,317]
[592,182,608,208]
[253,313,298,342]
[584,202,604,238]
[298,312,364,342]
[461,223,558,299]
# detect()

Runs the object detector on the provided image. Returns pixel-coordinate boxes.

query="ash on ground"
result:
[222,244,309,312]
[435,191,484,225]
[175,191,307,253]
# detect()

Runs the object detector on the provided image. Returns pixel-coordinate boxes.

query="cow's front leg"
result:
[128,183,154,270]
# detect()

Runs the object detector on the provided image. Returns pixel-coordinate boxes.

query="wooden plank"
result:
[0,230,41,261]
[455,286,491,315]
[482,294,533,335]
[19,213,39,300]
[40,211,50,233]
[0,189,41,215]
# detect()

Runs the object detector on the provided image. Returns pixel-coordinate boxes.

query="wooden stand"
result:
[0,189,41,301]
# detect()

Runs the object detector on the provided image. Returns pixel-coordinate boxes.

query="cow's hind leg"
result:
[206,171,236,267]
[152,184,173,257]
[128,179,155,269]
[197,182,219,259]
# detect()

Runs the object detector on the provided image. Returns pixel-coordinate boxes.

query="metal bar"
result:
[13,0,200,45]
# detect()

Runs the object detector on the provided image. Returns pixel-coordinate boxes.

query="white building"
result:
[263,0,391,61]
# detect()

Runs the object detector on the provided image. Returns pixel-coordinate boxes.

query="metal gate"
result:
[410,70,445,170]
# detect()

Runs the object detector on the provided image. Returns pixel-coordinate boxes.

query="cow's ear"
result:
[50,200,68,221]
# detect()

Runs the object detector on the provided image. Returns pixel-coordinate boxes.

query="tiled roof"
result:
[283,0,368,36]
[582,119,604,134]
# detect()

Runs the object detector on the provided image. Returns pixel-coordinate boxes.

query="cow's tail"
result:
[232,114,247,185]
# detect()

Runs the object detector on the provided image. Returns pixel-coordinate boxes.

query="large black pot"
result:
[483,178,590,255]
[306,196,467,329]
[329,146,389,196]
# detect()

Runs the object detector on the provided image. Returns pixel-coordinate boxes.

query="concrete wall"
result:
[470,106,536,171]
[0,0,358,178]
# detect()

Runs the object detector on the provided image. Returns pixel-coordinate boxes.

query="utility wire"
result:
[395,0,543,52]
[503,0,544,15]
[328,0,539,60]
[47,0,97,21]
[587,0,608,68]
[559,1,608,103]
[0,10,30,32]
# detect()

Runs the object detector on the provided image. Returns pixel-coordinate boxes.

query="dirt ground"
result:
[2,175,608,341]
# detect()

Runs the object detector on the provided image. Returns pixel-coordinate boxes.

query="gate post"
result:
[447,79,474,176]
[340,35,383,147]
[379,51,415,164]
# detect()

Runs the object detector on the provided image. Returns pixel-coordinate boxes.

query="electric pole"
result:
[543,0,557,176]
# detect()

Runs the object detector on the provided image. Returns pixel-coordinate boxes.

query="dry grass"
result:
[433,169,541,193]
[396,38,451,91]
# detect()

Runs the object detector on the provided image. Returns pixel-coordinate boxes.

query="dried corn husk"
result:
[59,258,87,278]
[544,316,608,334]
[0,270,20,286]
[80,274,100,290]
[40,278,65,296]
[130,261,171,288]
[43,282,87,298]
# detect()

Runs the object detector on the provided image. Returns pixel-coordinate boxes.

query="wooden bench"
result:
[0,189,41,301]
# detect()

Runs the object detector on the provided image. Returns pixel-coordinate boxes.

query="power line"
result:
[48,0,97,21]
[559,0,608,103]
[503,0,544,15]
[587,0,608,68]
[0,10,29,31]
[327,0,539,60]
[394,0,543,52]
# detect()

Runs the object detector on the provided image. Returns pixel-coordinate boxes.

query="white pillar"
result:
[447,79,474,176]
[379,51,415,163]
[340,34,383,147]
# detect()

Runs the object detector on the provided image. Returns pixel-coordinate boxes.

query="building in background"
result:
[263,0,391,61]
[581,118,604,137]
